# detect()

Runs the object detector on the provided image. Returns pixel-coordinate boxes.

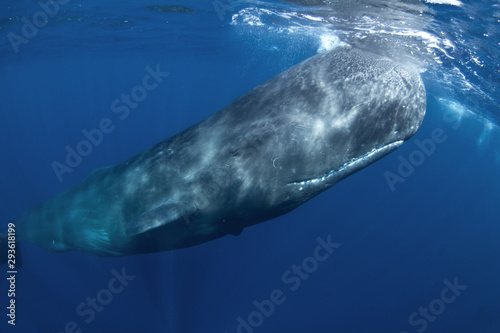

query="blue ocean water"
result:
[1,0,499,332]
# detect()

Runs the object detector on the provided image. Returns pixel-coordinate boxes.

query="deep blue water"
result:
[1,0,499,332]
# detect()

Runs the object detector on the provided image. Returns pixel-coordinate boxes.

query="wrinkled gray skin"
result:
[18,48,426,256]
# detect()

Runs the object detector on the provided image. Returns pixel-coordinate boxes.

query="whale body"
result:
[18,48,426,256]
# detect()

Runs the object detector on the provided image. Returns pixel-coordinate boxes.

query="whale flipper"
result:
[126,202,187,236]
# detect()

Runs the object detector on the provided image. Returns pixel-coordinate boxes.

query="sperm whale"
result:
[17,47,426,256]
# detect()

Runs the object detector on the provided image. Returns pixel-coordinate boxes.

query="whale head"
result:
[272,48,426,194]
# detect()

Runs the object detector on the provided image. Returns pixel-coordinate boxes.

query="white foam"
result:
[317,33,343,53]
[424,0,462,7]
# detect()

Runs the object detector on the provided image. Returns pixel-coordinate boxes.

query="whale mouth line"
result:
[287,140,404,187]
